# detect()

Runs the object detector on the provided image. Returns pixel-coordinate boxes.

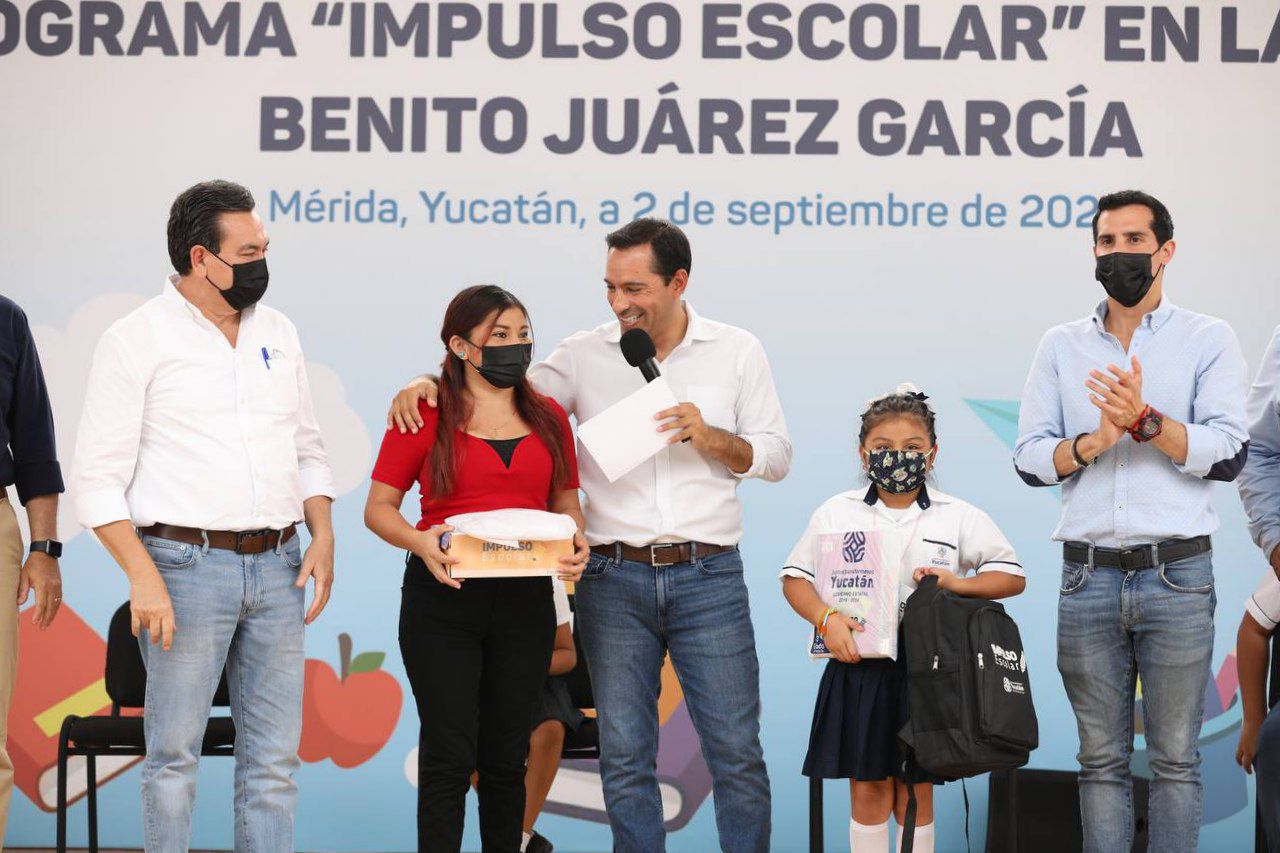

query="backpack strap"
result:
[900,754,918,853]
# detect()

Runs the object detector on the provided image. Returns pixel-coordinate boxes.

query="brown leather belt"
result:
[138,523,297,555]
[590,541,736,567]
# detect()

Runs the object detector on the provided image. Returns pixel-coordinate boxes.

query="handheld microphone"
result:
[620,329,661,383]
[620,328,691,443]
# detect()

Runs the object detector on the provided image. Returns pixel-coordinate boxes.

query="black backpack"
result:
[896,575,1039,851]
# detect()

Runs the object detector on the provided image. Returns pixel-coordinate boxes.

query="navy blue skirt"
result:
[802,654,945,784]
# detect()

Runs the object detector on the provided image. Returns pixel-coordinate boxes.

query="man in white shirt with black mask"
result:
[389,218,790,853]
[74,180,336,852]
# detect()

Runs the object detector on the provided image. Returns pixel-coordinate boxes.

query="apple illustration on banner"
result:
[299,633,402,768]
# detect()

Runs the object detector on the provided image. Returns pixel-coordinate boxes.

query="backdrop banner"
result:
[3,1,1279,849]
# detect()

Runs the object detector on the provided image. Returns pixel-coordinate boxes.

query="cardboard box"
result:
[445,533,574,579]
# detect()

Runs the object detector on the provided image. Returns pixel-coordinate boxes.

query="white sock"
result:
[893,819,934,853]
[850,818,891,853]
[520,830,531,852]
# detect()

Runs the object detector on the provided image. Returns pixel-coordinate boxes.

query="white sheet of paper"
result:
[577,377,681,483]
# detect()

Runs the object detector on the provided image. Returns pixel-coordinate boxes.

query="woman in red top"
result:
[364,285,588,853]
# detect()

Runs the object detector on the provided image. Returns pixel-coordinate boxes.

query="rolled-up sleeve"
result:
[73,329,146,528]
[6,305,63,503]
[1014,330,1069,487]
[293,331,336,501]
[1240,326,1280,559]
[529,339,577,417]
[1176,321,1250,481]
[732,335,791,483]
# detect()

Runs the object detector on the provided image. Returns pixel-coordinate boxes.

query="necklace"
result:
[469,406,519,438]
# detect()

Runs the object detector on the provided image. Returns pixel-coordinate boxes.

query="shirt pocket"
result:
[687,383,737,434]
[250,347,301,415]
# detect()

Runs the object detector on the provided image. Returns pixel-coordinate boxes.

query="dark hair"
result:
[604,218,692,283]
[430,285,571,499]
[167,180,256,275]
[858,390,938,447]
[1091,190,1174,247]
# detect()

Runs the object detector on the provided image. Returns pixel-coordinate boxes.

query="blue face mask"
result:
[866,449,932,494]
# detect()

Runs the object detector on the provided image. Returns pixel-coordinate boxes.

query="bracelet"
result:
[1070,433,1095,469]
[817,607,836,637]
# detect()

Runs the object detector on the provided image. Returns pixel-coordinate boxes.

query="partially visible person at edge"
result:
[0,293,65,844]
[1235,322,1280,849]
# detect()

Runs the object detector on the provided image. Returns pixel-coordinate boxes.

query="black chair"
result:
[56,602,236,853]
[1257,632,1280,853]
[560,594,600,760]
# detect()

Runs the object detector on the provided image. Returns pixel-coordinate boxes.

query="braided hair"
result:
[858,382,937,447]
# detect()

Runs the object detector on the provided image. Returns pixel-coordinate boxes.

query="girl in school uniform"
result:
[781,384,1027,853]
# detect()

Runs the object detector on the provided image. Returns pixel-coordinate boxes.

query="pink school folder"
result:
[808,530,898,660]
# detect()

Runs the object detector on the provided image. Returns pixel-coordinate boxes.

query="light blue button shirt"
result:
[1014,297,1249,547]
[1239,325,1280,562]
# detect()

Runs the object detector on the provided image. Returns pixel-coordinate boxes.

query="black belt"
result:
[590,542,735,567]
[1063,535,1211,570]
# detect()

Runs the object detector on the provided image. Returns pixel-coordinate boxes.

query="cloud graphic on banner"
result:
[7,294,371,542]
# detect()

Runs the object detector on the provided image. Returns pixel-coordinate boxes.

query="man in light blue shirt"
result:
[1240,327,1280,577]
[1014,190,1249,853]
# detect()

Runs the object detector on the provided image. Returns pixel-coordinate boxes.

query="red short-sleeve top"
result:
[371,398,580,530]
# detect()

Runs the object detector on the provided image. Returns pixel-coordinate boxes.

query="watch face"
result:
[1140,415,1162,439]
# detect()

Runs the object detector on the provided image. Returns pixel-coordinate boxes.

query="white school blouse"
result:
[780,484,1024,611]
[1246,570,1280,632]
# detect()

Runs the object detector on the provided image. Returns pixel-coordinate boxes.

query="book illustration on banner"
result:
[299,632,402,769]
[442,509,576,579]
[541,654,712,831]
[12,603,141,812]
[809,530,898,660]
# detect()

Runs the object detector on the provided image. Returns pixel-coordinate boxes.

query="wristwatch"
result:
[1129,406,1164,443]
[30,539,62,559]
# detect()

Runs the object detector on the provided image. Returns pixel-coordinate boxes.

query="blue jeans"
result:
[574,547,771,853]
[1256,707,1280,852]
[1056,551,1215,853]
[138,534,305,853]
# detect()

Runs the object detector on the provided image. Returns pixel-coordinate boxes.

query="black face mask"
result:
[1095,246,1164,308]
[465,341,532,390]
[204,251,269,311]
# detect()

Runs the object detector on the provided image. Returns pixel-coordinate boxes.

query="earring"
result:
[456,351,466,359]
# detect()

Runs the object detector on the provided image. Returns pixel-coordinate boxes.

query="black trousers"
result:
[399,554,556,853]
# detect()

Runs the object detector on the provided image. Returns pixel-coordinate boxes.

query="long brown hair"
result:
[429,285,571,499]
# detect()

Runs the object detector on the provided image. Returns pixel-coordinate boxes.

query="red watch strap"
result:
[1127,405,1153,438]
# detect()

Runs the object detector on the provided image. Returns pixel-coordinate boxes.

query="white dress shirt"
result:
[531,302,791,547]
[73,277,335,531]
[780,484,1024,613]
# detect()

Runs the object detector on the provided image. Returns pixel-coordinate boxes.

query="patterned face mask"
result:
[866,449,932,494]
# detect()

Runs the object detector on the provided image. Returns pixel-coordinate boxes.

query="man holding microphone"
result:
[388,218,791,853]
